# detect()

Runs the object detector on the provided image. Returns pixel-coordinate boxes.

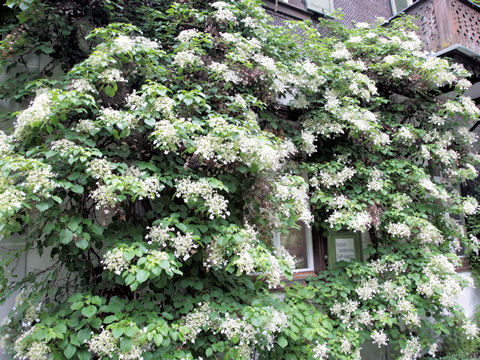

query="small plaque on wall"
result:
[335,237,356,262]
[327,231,363,267]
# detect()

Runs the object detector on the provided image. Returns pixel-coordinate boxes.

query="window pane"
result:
[394,0,410,12]
[279,225,309,269]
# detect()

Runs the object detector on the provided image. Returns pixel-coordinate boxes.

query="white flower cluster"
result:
[98,108,138,130]
[91,185,120,209]
[16,341,50,360]
[371,329,388,347]
[355,277,379,300]
[211,1,237,24]
[253,54,277,72]
[102,248,128,275]
[176,178,230,219]
[209,61,241,84]
[176,29,202,43]
[75,120,99,134]
[0,187,26,215]
[274,176,313,225]
[316,166,356,188]
[301,130,316,155]
[193,115,294,171]
[254,307,288,350]
[399,336,421,360]
[219,314,256,359]
[0,131,12,156]
[69,78,96,93]
[349,211,372,232]
[152,120,182,153]
[183,302,211,343]
[331,43,351,60]
[387,222,411,239]
[20,164,56,197]
[332,299,359,325]
[87,158,114,180]
[14,90,52,140]
[171,232,198,261]
[112,35,160,54]
[232,224,259,274]
[173,50,204,68]
[369,259,406,275]
[98,68,126,84]
[463,196,479,216]
[312,342,328,360]
[417,221,444,245]
[417,255,461,308]
[367,167,383,191]
[204,238,228,269]
[463,320,479,340]
[419,177,449,202]
[145,224,173,246]
[88,329,118,357]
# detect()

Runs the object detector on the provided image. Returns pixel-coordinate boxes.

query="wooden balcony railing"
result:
[401,0,480,53]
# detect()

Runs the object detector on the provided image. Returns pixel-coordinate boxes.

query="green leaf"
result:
[120,337,133,352]
[54,323,67,334]
[75,238,89,250]
[36,202,50,212]
[63,344,76,359]
[59,229,74,245]
[136,269,149,283]
[70,184,84,194]
[154,334,163,346]
[277,336,288,348]
[113,327,125,339]
[81,305,97,318]
[91,224,104,235]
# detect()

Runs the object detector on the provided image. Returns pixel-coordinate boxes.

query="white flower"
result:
[355,22,370,29]
[87,158,114,180]
[356,277,379,300]
[371,330,388,347]
[88,329,118,357]
[387,222,411,239]
[171,232,198,261]
[331,43,351,60]
[14,90,53,140]
[98,68,126,83]
[349,211,372,232]
[173,50,204,68]
[176,178,230,219]
[301,130,316,155]
[113,35,135,53]
[183,302,211,343]
[463,197,479,215]
[176,29,202,43]
[102,248,128,275]
[69,78,95,93]
[312,342,328,359]
[463,320,479,339]
[145,224,174,246]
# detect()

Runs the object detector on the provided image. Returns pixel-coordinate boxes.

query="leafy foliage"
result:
[1,1,480,359]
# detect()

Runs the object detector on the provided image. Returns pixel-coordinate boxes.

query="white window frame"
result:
[273,225,315,273]
[390,0,414,15]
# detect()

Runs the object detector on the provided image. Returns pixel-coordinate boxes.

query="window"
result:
[391,0,415,15]
[305,0,334,16]
[273,224,315,272]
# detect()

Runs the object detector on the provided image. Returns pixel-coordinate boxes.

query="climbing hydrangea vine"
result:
[0,1,479,359]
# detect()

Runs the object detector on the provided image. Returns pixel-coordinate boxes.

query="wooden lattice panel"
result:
[406,0,440,52]
[450,0,480,53]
